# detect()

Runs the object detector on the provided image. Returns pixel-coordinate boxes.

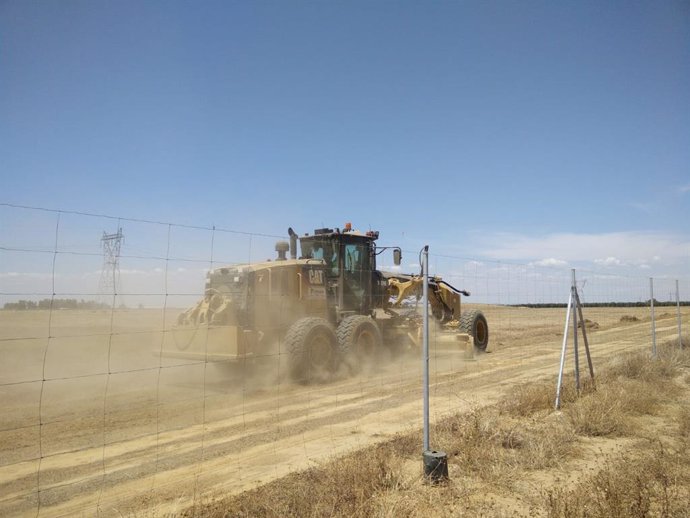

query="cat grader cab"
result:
[162,224,488,382]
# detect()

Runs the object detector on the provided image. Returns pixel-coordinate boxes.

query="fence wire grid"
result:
[0,203,688,517]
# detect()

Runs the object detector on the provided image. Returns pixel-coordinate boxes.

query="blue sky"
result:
[2,0,689,287]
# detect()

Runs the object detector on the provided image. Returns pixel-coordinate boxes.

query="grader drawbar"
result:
[160,224,489,382]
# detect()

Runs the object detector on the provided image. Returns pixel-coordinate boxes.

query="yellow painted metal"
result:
[387,275,461,322]
[161,324,253,361]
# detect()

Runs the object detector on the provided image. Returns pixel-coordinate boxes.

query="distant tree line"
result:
[3,299,111,310]
[512,300,690,309]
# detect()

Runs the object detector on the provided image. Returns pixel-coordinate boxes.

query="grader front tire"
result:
[459,310,489,352]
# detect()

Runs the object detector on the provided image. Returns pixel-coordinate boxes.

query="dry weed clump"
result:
[565,388,628,437]
[615,378,668,416]
[499,375,595,418]
[498,381,555,417]
[603,350,672,382]
[658,337,690,362]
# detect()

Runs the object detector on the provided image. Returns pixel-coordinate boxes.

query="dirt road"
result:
[0,306,685,516]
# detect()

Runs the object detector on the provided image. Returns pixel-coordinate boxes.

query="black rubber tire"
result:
[285,317,339,383]
[459,310,489,352]
[337,315,383,374]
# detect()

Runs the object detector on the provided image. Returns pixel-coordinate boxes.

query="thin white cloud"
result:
[477,231,690,268]
[531,258,568,267]
[679,184,690,194]
[594,257,622,267]
[0,272,54,279]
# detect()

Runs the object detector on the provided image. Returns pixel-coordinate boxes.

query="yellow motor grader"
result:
[161,224,488,382]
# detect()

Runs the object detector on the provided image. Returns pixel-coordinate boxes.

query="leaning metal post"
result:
[574,289,595,384]
[555,290,573,410]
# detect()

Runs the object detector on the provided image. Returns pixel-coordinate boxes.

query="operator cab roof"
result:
[303,225,379,241]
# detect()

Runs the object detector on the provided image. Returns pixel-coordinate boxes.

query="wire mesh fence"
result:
[1,203,688,516]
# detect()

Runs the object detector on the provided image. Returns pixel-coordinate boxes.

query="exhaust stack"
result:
[287,227,298,259]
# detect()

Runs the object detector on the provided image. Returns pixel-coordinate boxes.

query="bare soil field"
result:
[0,305,687,516]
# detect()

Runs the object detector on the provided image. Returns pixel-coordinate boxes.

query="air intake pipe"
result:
[275,241,289,260]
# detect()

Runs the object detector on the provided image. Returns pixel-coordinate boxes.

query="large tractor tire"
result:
[286,317,339,383]
[337,315,383,374]
[459,310,489,352]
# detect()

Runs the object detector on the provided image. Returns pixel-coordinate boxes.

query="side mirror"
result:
[393,248,402,266]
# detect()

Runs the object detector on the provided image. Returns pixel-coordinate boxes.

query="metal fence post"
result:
[650,277,657,358]
[571,270,580,392]
[677,280,683,349]
[420,246,448,482]
[422,245,430,452]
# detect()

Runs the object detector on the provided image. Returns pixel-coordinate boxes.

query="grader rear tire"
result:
[286,317,339,383]
[337,315,382,374]
[459,310,489,352]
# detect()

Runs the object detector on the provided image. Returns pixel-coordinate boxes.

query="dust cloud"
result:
[1,305,685,516]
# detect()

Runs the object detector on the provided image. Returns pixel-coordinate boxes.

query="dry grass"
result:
[498,381,556,417]
[434,406,576,485]
[676,362,690,443]
[678,405,690,440]
[499,375,595,418]
[183,337,690,517]
[544,339,690,517]
[565,388,628,437]
[544,440,690,518]
[564,341,687,437]
[185,445,408,518]
[604,349,678,383]
[565,377,675,437]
